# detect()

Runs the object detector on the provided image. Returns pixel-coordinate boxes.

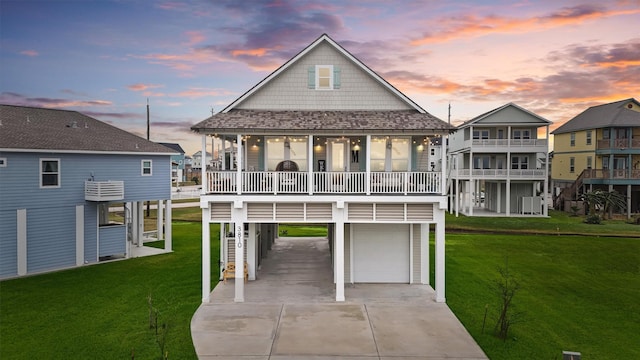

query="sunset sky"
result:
[1,0,639,156]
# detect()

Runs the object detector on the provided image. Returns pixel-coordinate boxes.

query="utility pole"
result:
[146,99,151,217]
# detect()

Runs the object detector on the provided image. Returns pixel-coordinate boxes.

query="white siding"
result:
[237,42,412,111]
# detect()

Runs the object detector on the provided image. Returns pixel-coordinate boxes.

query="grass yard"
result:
[441,233,640,359]
[0,221,220,359]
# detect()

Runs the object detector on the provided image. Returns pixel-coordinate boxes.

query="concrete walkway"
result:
[191,237,488,360]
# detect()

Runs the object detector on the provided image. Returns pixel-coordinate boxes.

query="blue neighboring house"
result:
[158,142,186,182]
[0,105,177,279]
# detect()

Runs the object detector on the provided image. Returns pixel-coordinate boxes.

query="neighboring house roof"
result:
[0,105,177,154]
[458,102,552,128]
[552,98,640,134]
[191,33,451,135]
[158,142,185,154]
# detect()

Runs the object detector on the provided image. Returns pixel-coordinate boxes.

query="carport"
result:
[191,237,487,359]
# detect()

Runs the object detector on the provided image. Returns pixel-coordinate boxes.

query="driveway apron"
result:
[191,237,488,360]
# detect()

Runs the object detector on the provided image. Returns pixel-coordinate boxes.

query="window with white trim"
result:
[40,159,60,188]
[473,156,490,169]
[472,130,489,140]
[0,157,6,167]
[570,157,575,173]
[511,156,528,170]
[308,65,340,90]
[266,137,307,171]
[586,130,592,145]
[141,160,152,176]
[512,129,531,139]
[570,132,575,147]
[316,65,332,89]
[370,137,410,171]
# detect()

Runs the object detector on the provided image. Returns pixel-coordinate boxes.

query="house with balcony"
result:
[551,98,640,216]
[448,103,551,217]
[158,142,185,182]
[190,34,452,303]
[0,105,176,279]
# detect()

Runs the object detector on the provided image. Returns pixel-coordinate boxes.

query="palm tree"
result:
[580,190,627,220]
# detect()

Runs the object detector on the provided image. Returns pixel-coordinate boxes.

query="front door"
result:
[328,139,349,172]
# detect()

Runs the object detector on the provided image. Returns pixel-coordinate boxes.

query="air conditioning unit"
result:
[562,351,581,360]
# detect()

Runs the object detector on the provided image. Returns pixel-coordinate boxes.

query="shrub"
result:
[584,214,602,224]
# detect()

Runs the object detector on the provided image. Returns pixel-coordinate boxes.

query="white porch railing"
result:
[452,169,546,179]
[465,138,548,148]
[206,171,441,195]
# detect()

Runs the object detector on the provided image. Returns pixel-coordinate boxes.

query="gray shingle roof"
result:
[0,104,176,154]
[191,109,453,135]
[552,98,640,134]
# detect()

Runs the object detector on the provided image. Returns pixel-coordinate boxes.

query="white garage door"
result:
[352,223,410,283]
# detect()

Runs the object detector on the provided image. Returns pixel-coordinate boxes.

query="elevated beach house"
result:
[448,103,551,217]
[0,105,176,279]
[191,34,453,302]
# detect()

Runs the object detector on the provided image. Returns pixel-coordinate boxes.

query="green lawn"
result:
[1,207,639,359]
[440,233,640,359]
[0,221,219,359]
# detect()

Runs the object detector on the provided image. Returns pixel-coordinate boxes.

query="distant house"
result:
[0,105,176,279]
[191,34,452,303]
[448,103,551,216]
[551,98,640,216]
[158,142,185,182]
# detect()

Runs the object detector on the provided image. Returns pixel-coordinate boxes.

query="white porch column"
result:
[544,125,550,217]
[365,135,371,195]
[233,203,245,302]
[497,183,502,213]
[506,180,511,216]
[469,179,475,216]
[455,179,460,217]
[236,134,243,195]
[308,134,313,195]
[76,205,84,266]
[434,209,446,303]
[247,223,256,280]
[421,223,429,285]
[201,135,208,194]
[441,135,447,195]
[17,209,27,276]
[157,200,164,241]
[201,205,211,302]
[164,200,172,251]
[335,202,345,301]
[220,223,226,280]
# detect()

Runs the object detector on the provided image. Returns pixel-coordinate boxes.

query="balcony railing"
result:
[583,169,640,180]
[452,169,546,179]
[596,139,640,150]
[466,138,547,149]
[206,171,442,195]
[85,181,125,201]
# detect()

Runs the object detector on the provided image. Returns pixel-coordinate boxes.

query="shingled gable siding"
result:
[236,42,411,111]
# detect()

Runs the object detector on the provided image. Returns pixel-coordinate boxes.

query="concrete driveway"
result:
[191,237,488,360]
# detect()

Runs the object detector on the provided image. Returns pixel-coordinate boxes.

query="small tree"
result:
[494,258,524,340]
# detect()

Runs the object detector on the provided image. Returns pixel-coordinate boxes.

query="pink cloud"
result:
[20,50,39,57]
[411,5,640,45]
[127,83,164,91]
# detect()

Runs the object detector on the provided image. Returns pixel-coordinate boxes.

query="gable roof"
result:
[158,142,185,154]
[552,98,640,134]
[0,104,177,154]
[223,33,426,114]
[191,34,451,135]
[458,102,552,128]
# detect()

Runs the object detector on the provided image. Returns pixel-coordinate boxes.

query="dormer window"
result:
[308,65,341,90]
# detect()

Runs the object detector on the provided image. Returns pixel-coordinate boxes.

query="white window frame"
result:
[586,130,592,145]
[40,158,60,188]
[0,157,6,167]
[315,65,333,90]
[473,130,489,140]
[141,159,152,176]
[570,132,576,147]
[570,157,575,173]
[511,156,528,170]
